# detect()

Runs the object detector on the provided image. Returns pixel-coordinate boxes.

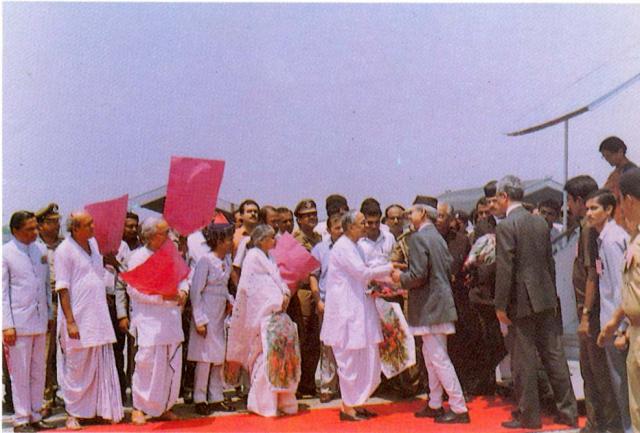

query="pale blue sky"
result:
[3,3,640,222]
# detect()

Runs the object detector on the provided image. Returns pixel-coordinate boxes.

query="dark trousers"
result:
[107,295,128,401]
[471,302,507,394]
[43,295,58,404]
[579,320,621,431]
[511,310,577,425]
[287,289,320,395]
[181,301,195,399]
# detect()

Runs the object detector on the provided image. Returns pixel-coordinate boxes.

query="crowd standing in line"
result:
[2,136,640,432]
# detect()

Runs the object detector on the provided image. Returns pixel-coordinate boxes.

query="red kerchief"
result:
[164,156,225,236]
[120,240,189,296]
[85,194,128,255]
[271,232,320,292]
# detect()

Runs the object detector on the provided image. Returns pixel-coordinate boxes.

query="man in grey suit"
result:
[494,175,577,429]
[391,196,470,424]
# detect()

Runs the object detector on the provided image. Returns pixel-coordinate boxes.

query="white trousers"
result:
[6,334,46,426]
[332,344,381,407]
[421,334,467,414]
[132,343,182,417]
[247,352,298,417]
[57,343,124,422]
[193,363,224,404]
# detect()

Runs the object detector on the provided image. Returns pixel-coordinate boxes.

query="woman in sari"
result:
[226,224,299,417]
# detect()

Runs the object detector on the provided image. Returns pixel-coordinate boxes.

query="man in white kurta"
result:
[128,217,188,424]
[320,211,392,421]
[55,211,124,429]
[3,211,54,431]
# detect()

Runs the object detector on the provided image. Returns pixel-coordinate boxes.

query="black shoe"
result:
[210,401,235,412]
[435,410,471,424]
[31,420,56,430]
[13,424,36,433]
[553,414,578,428]
[355,408,378,419]
[414,406,444,418]
[501,418,542,429]
[194,402,210,416]
[339,411,365,422]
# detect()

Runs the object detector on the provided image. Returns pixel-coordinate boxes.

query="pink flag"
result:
[271,232,320,292]
[120,240,189,296]
[164,156,225,236]
[85,194,128,255]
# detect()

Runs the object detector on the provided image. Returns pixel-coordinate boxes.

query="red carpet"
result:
[58,397,583,432]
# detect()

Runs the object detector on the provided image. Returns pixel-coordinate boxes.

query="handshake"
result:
[390,262,407,284]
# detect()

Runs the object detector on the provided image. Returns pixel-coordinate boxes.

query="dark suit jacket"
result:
[400,223,458,327]
[494,206,557,319]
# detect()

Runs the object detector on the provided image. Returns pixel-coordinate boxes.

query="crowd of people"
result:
[2,135,640,433]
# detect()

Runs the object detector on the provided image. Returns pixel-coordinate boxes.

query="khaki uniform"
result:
[622,227,640,432]
[290,228,322,395]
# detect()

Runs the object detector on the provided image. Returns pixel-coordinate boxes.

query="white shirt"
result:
[104,241,132,296]
[310,238,335,301]
[2,239,51,334]
[358,230,395,268]
[597,219,630,331]
[320,236,391,350]
[127,246,188,347]
[187,230,210,268]
[55,237,115,348]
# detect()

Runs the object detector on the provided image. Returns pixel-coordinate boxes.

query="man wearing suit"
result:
[392,196,470,424]
[494,175,577,429]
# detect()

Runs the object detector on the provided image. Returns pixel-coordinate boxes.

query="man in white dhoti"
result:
[226,224,299,417]
[128,217,188,425]
[391,196,470,424]
[55,211,124,430]
[320,210,394,421]
[187,221,236,415]
[3,211,55,432]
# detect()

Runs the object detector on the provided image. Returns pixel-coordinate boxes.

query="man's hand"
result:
[614,333,629,351]
[3,328,16,346]
[281,293,291,311]
[196,324,207,338]
[316,300,325,317]
[496,309,512,326]
[103,253,121,272]
[118,317,130,333]
[390,269,401,283]
[225,301,233,316]
[177,291,188,307]
[67,321,80,339]
[392,262,408,270]
[597,319,619,347]
[577,315,590,339]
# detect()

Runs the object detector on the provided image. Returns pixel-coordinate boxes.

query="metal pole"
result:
[563,120,569,231]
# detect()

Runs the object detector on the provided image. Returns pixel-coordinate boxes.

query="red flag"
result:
[85,194,128,255]
[270,232,320,293]
[120,240,190,296]
[164,156,225,236]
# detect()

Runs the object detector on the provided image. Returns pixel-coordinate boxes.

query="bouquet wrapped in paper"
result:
[464,233,496,268]
[261,312,301,392]
[375,298,415,378]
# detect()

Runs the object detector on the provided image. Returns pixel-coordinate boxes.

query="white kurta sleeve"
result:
[337,244,392,284]
[54,247,72,291]
[126,285,165,305]
[190,257,210,327]
[2,255,15,330]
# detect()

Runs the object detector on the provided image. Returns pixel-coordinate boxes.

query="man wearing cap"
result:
[291,199,322,397]
[391,196,470,424]
[34,203,64,417]
[3,211,55,432]
[493,175,577,429]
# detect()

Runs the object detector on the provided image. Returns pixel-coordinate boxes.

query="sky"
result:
[3,3,640,223]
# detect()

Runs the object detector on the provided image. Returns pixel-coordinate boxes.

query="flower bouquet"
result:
[261,312,301,392]
[375,298,415,378]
